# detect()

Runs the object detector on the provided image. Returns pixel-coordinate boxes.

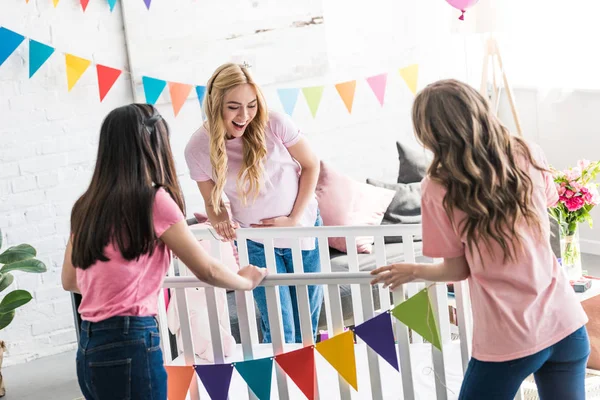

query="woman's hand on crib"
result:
[237,265,268,290]
[370,263,417,290]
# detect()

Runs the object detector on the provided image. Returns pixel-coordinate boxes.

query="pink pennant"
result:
[366,73,388,107]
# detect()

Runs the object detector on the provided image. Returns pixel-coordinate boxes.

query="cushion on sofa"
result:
[396,141,432,184]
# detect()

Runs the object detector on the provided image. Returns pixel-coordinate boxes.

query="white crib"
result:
[157,224,524,400]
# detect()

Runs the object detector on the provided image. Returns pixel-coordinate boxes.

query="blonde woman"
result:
[184,63,323,344]
[371,80,589,399]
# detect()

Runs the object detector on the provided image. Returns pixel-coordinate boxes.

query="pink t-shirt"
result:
[421,142,588,362]
[184,111,319,250]
[76,188,184,322]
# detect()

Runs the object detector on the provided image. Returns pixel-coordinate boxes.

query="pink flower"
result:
[570,181,583,191]
[558,186,567,196]
[578,159,591,171]
[560,181,567,187]
[565,196,585,211]
[589,186,600,206]
[565,168,582,181]
[564,189,575,199]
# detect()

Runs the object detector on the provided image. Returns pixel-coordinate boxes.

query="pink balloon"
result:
[445,0,479,20]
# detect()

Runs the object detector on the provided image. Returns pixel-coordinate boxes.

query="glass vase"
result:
[559,228,583,280]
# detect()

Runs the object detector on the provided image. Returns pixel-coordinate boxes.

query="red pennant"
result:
[96,64,122,102]
[275,346,315,400]
[80,0,90,11]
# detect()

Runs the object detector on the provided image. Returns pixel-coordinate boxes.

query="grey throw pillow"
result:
[366,178,422,244]
[396,141,432,184]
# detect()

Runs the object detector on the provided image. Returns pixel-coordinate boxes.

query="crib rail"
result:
[158,224,474,400]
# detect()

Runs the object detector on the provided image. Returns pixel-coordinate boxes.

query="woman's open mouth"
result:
[232,121,246,131]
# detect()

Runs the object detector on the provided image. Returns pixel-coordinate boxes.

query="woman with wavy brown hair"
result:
[185,63,323,344]
[371,80,589,399]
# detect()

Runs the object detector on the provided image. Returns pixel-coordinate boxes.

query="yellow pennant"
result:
[399,64,419,95]
[53,0,60,7]
[315,330,358,390]
[65,54,91,91]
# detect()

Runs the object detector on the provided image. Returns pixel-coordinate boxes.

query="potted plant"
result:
[548,160,600,280]
[0,228,47,397]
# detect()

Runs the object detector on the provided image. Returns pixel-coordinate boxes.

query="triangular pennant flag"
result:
[96,64,122,102]
[194,364,234,400]
[399,64,419,95]
[335,80,357,113]
[276,346,315,400]
[302,86,324,118]
[366,73,388,106]
[234,357,273,400]
[0,28,25,67]
[107,0,117,11]
[195,85,206,111]
[354,312,399,371]
[392,288,442,350]
[65,54,91,92]
[168,82,193,117]
[144,0,152,9]
[142,76,167,105]
[29,40,54,78]
[165,365,195,400]
[277,88,300,116]
[80,0,90,11]
[315,331,358,390]
[53,0,60,7]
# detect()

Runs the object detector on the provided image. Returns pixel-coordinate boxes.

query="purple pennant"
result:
[143,0,152,9]
[193,364,234,400]
[353,312,399,371]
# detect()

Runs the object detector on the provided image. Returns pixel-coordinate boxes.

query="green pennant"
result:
[302,86,324,118]
[391,288,442,350]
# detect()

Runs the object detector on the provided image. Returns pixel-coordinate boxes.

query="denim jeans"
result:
[242,214,324,344]
[459,325,590,399]
[76,316,167,400]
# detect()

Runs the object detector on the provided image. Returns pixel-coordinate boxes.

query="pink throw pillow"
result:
[316,161,395,253]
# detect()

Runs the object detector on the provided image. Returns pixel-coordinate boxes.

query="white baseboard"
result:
[581,239,600,256]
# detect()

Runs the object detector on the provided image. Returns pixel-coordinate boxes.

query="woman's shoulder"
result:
[184,123,210,159]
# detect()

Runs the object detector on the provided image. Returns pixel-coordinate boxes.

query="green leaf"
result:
[0,245,36,264]
[0,273,14,293]
[0,311,15,330]
[0,290,32,314]
[0,258,47,274]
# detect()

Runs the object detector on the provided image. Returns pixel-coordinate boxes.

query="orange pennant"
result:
[165,365,195,400]
[168,82,193,117]
[96,64,122,102]
[335,80,357,113]
[315,331,358,390]
[275,346,316,400]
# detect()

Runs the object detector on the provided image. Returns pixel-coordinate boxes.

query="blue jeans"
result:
[76,316,167,400]
[459,326,590,399]
[242,215,324,344]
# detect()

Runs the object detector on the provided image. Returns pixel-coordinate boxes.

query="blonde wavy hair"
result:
[412,79,545,261]
[203,63,268,215]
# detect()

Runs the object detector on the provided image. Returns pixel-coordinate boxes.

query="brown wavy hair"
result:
[203,63,268,215]
[412,79,545,261]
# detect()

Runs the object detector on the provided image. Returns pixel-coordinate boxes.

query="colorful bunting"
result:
[165,366,195,400]
[315,331,358,390]
[144,0,152,9]
[234,357,273,400]
[399,64,419,95]
[29,39,55,78]
[195,85,206,108]
[80,0,90,12]
[65,54,91,91]
[354,312,399,371]
[392,288,442,350]
[108,0,118,12]
[168,82,193,116]
[276,347,316,400]
[335,80,357,113]
[194,364,234,400]
[0,28,25,67]
[142,76,167,105]
[366,73,388,106]
[302,86,324,118]
[53,0,60,7]
[96,64,122,102]
[277,88,300,116]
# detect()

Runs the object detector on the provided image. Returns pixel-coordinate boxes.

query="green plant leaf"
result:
[0,258,47,274]
[0,311,15,331]
[0,290,32,314]
[0,245,36,264]
[0,273,14,293]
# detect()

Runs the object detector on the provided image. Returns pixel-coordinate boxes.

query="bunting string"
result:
[25,0,153,11]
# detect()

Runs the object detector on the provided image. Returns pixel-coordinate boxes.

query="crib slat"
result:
[174,286,201,400]
[373,236,391,311]
[206,240,226,364]
[157,285,172,363]
[317,237,334,339]
[235,234,259,400]
[402,236,422,343]
[360,283,384,399]
[264,238,290,399]
[290,239,315,345]
[429,282,449,400]
[209,240,233,336]
[344,236,364,325]
[454,280,472,374]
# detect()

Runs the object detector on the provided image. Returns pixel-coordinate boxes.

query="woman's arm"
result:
[61,238,80,294]
[160,220,265,290]
[370,255,470,290]
[197,180,238,241]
